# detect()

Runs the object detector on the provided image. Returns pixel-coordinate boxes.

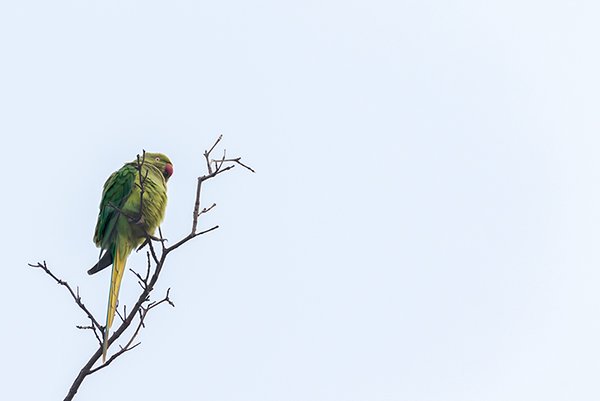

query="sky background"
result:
[2,1,600,400]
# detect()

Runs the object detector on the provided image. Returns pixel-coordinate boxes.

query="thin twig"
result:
[129,268,147,290]
[200,203,217,216]
[213,157,256,173]
[135,151,147,224]
[28,261,102,332]
[146,237,160,266]
[166,225,220,254]
[76,324,102,346]
[115,307,125,324]
[204,134,223,175]
[158,227,167,252]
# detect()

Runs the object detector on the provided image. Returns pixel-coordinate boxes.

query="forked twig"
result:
[28,261,102,332]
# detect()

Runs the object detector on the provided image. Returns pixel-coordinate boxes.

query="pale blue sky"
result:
[2,1,600,400]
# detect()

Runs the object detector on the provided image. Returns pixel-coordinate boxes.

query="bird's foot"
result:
[148,234,168,243]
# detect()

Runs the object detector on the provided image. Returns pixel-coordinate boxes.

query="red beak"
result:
[165,163,174,178]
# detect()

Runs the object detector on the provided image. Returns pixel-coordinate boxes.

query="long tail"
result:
[102,243,128,362]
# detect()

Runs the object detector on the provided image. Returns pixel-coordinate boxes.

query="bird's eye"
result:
[155,157,161,162]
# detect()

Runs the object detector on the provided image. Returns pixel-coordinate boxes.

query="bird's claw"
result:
[148,234,168,243]
[136,235,167,252]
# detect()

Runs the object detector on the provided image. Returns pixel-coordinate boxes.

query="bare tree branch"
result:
[88,288,173,375]
[28,136,252,401]
[28,261,102,333]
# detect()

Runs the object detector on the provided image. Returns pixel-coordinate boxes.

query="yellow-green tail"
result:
[102,245,128,362]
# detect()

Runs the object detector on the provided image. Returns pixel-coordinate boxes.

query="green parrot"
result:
[89,152,173,361]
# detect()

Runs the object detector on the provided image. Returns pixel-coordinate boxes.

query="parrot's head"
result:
[146,152,174,181]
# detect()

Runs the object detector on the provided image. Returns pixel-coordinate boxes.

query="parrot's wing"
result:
[93,164,137,249]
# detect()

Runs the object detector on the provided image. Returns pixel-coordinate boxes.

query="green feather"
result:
[93,165,136,250]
